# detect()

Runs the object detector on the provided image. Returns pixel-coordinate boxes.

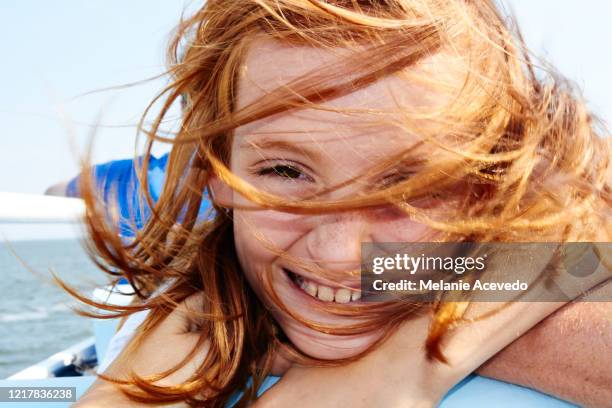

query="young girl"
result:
[72,0,611,406]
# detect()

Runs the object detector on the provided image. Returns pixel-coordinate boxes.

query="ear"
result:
[208,173,233,209]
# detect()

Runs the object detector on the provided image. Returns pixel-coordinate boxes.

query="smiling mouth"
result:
[283,268,362,303]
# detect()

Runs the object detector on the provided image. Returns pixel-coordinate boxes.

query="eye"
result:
[378,170,415,189]
[256,164,313,182]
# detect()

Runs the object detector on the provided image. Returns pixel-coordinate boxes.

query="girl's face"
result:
[218,39,460,360]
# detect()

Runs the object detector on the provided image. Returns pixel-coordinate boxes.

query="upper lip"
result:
[281,266,361,291]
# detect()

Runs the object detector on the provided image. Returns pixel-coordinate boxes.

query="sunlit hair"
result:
[64,0,610,406]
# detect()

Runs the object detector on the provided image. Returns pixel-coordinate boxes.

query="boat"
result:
[0,192,577,407]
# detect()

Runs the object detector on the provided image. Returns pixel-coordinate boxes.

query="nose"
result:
[305,211,372,274]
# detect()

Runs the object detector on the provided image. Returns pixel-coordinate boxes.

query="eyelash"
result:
[378,171,415,188]
[255,163,314,182]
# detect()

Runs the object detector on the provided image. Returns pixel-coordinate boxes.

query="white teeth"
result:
[334,289,351,304]
[317,286,335,302]
[305,281,318,297]
[289,271,361,303]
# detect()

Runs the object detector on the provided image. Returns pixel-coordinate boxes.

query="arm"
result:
[478,282,612,408]
[44,158,142,199]
[75,295,208,407]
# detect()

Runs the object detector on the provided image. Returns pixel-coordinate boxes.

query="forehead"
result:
[234,38,462,161]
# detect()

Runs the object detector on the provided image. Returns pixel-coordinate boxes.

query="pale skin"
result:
[76,39,612,407]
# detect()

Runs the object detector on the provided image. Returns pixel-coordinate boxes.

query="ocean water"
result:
[0,239,107,379]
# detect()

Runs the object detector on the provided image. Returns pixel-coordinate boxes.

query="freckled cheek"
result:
[233,209,312,281]
[370,216,434,242]
[236,209,311,248]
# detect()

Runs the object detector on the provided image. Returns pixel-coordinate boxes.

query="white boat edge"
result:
[7,338,96,380]
[5,285,134,380]
[0,192,85,224]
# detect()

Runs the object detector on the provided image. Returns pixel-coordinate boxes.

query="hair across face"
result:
[226,38,467,359]
[74,1,611,405]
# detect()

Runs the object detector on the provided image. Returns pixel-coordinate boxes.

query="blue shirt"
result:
[66,153,211,236]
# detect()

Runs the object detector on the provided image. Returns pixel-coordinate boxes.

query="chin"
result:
[278,317,380,361]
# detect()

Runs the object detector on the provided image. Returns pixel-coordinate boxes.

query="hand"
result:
[44,180,70,196]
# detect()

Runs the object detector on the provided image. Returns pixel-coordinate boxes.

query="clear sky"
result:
[1,0,610,240]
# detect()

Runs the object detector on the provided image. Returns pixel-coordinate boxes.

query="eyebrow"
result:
[239,138,324,163]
